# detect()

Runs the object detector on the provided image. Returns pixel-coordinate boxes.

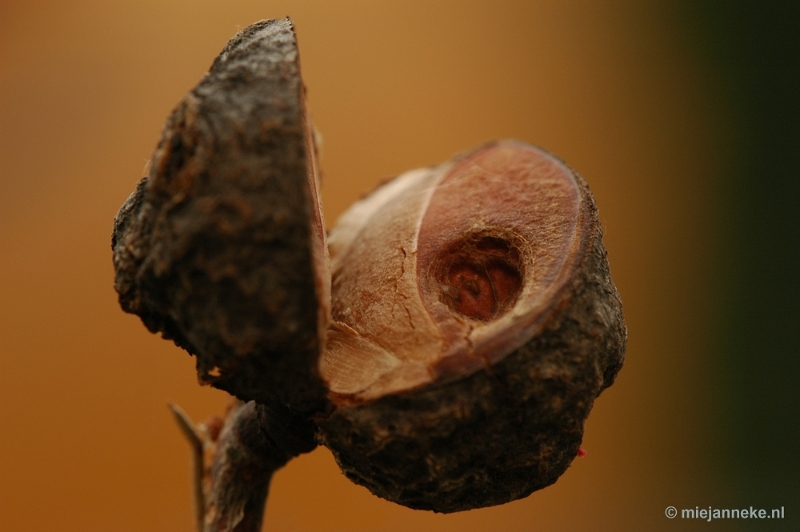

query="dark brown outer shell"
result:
[111,19,329,414]
[316,171,626,513]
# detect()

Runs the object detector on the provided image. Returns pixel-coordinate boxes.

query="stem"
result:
[172,400,317,532]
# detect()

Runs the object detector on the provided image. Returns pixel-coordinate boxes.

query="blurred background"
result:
[1,1,797,530]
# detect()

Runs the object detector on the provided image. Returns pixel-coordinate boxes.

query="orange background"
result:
[0,1,773,531]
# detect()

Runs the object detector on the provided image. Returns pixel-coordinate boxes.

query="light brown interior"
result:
[320,141,584,404]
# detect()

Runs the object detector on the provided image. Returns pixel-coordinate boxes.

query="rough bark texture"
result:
[111,19,329,414]
[112,18,627,522]
[317,166,625,513]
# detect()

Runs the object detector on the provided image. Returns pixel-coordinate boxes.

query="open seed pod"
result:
[316,140,626,512]
[112,18,626,521]
[111,19,330,414]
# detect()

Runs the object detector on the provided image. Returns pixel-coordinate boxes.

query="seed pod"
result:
[317,140,626,512]
[111,19,330,414]
[112,19,626,521]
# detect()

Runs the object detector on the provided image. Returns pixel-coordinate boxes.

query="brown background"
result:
[1,1,796,531]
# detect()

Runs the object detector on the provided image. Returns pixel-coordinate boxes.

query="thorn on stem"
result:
[169,402,206,532]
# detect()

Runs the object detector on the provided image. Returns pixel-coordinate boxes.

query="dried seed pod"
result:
[112,18,625,522]
[111,19,330,413]
[317,140,626,512]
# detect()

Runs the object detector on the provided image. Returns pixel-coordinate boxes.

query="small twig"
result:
[170,400,317,532]
[168,402,206,532]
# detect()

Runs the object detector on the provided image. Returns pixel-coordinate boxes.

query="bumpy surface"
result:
[111,19,329,413]
[112,18,625,517]
[317,149,626,512]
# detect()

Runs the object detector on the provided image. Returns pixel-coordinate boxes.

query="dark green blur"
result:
[680,1,799,528]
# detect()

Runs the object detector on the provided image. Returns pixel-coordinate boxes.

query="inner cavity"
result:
[435,234,523,321]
